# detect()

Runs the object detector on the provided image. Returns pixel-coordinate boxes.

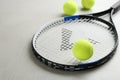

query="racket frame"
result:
[32,9,118,71]
[32,0,120,71]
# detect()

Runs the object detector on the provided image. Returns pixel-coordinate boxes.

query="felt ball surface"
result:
[72,39,94,60]
[81,0,95,9]
[63,0,78,15]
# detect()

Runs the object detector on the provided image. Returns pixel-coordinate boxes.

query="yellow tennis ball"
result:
[63,0,78,15]
[72,39,94,60]
[81,0,95,9]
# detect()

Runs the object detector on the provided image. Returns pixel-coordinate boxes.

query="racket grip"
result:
[111,0,120,14]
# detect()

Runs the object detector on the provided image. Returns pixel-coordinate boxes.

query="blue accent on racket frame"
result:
[64,15,81,22]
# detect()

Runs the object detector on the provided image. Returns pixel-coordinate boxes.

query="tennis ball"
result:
[72,39,94,60]
[81,0,95,9]
[63,0,78,15]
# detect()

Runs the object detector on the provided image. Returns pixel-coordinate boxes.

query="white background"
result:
[0,0,120,80]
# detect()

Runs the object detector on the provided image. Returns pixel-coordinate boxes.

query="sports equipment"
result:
[32,1,120,71]
[72,39,94,60]
[82,0,95,9]
[63,0,78,15]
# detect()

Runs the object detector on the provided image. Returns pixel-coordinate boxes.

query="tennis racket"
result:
[32,1,120,71]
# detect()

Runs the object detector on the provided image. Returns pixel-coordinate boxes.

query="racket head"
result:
[32,15,118,71]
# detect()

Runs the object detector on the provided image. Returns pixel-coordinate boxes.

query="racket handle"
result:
[111,0,120,14]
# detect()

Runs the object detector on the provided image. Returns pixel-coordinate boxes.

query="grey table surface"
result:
[0,0,120,80]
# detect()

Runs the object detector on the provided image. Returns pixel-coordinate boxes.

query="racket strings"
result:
[34,19,64,48]
[35,17,114,51]
[65,17,110,30]
[60,28,73,51]
[33,16,117,66]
